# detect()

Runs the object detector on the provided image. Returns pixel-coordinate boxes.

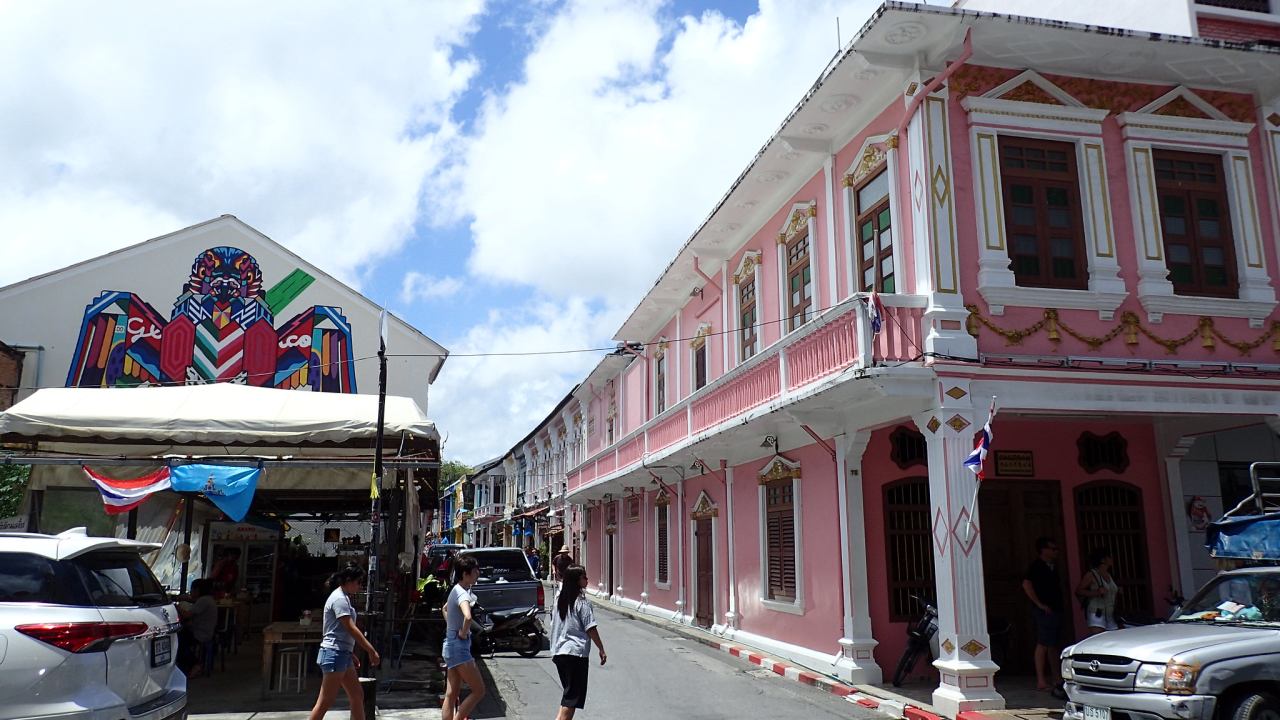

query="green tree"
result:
[440,460,472,487]
[0,465,31,518]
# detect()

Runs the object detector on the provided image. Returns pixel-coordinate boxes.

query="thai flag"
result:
[84,466,171,515]
[963,399,997,481]
[868,292,886,334]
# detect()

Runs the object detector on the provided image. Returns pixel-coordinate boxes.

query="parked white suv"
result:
[0,528,187,720]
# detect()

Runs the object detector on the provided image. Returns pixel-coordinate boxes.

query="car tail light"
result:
[16,622,149,653]
[537,583,545,608]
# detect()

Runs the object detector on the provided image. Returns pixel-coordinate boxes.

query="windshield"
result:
[1175,571,1280,625]
[71,551,169,607]
[467,552,534,584]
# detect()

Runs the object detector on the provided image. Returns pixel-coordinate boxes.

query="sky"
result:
[0,0,884,465]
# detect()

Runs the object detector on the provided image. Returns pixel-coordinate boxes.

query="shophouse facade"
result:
[497,3,1280,716]
[468,457,505,548]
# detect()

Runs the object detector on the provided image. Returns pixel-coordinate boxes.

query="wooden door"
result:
[1075,482,1152,620]
[607,533,615,596]
[979,480,1069,676]
[695,518,714,627]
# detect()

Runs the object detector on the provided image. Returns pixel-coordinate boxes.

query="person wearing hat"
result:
[551,545,574,590]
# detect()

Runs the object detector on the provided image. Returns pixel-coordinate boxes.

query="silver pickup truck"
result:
[1062,567,1280,720]
[457,547,546,657]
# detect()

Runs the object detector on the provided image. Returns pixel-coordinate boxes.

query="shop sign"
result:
[0,515,25,531]
[994,451,1035,478]
[210,521,279,542]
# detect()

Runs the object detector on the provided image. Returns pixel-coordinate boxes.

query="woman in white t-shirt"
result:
[308,565,380,720]
[1075,548,1120,635]
[550,565,607,720]
[441,555,486,720]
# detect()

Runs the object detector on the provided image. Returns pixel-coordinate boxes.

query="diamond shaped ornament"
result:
[926,416,941,434]
[933,508,950,556]
[945,386,967,400]
[961,639,987,657]
[947,414,971,432]
[952,507,980,556]
[942,638,956,655]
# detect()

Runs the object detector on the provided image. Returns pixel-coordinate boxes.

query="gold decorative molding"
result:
[946,415,971,433]
[654,488,670,507]
[926,416,941,434]
[777,202,817,245]
[966,305,1280,355]
[654,338,669,359]
[1000,80,1064,105]
[758,456,801,485]
[690,323,712,351]
[844,144,887,187]
[961,639,987,657]
[732,250,762,285]
[885,133,899,149]
[945,386,968,400]
[572,412,582,424]
[690,491,719,520]
[605,524,617,536]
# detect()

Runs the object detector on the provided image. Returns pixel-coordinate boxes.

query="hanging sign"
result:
[994,451,1035,478]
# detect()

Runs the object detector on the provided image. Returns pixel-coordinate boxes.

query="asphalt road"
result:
[465,603,885,719]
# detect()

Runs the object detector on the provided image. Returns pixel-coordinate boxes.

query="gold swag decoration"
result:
[964,306,1280,355]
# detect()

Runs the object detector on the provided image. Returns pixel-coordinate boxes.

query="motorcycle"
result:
[892,594,938,687]
[469,602,546,658]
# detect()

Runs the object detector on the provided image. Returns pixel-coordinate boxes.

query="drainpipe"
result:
[675,479,686,623]
[895,29,973,143]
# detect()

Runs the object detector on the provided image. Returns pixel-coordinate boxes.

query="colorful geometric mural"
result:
[66,246,357,393]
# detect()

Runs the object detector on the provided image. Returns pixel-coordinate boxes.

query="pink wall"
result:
[676,271,725,400]
[944,69,1280,363]
[862,418,1173,674]
[730,441,844,653]
[621,361,645,436]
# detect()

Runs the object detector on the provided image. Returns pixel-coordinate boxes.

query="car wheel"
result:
[1232,692,1280,720]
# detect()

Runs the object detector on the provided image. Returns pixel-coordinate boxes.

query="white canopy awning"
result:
[0,384,438,447]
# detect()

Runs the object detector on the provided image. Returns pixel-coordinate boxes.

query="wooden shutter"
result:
[1075,481,1152,619]
[656,505,669,584]
[765,479,796,601]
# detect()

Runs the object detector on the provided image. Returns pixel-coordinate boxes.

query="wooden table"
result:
[261,621,322,695]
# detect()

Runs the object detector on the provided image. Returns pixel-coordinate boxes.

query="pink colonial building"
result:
[511,2,1280,715]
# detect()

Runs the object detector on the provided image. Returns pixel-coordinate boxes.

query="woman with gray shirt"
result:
[441,555,486,720]
[551,566,606,719]
[308,565,380,720]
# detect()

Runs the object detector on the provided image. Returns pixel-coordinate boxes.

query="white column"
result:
[723,463,739,633]
[913,379,1004,716]
[1159,435,1198,598]
[676,480,687,622]
[835,431,881,683]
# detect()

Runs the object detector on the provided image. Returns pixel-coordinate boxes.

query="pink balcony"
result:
[617,433,645,468]
[648,409,689,452]
[691,355,782,433]
[785,306,859,389]
[567,469,581,491]
[872,302,925,363]
[598,453,617,474]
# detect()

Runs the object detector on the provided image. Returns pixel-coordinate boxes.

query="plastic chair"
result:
[276,645,306,693]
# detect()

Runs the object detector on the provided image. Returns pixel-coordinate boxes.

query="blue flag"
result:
[170,464,261,522]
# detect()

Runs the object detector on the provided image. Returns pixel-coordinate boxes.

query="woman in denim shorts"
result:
[308,565,380,720]
[442,555,486,720]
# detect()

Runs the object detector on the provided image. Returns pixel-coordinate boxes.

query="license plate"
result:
[151,634,172,668]
[1083,706,1110,720]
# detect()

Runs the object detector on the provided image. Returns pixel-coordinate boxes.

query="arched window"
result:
[1075,481,1152,618]
[883,477,935,622]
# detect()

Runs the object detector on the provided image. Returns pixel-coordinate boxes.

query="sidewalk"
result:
[578,587,1060,720]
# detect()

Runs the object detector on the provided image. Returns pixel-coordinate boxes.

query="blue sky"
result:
[0,0,880,464]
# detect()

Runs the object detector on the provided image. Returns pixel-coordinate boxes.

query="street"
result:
[469,603,884,720]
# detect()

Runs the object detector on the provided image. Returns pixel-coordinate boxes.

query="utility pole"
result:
[367,310,388,616]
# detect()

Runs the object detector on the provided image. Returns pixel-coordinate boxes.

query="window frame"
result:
[996,134,1090,291]
[654,497,671,589]
[784,231,814,331]
[1151,148,1240,298]
[692,342,707,391]
[653,351,667,415]
[756,460,805,615]
[737,272,759,365]
[962,71,1127,319]
[852,168,896,294]
[777,203,818,335]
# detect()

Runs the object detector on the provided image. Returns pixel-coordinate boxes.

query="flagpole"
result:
[964,396,996,543]
[367,310,388,616]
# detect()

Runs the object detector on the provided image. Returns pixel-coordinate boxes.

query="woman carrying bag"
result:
[1076,547,1120,635]
[551,565,606,720]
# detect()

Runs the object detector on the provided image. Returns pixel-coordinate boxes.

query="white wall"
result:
[955,0,1196,37]
[1179,425,1280,589]
[0,217,443,413]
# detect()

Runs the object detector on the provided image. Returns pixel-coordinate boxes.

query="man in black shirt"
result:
[1022,536,1066,697]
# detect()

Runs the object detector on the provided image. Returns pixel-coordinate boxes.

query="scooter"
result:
[892,594,939,687]
[469,602,546,658]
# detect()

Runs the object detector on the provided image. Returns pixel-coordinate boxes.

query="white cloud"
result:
[443,0,882,304]
[430,297,628,465]
[401,271,465,303]
[0,0,485,287]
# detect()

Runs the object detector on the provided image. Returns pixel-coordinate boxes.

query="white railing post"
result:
[778,347,789,391]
